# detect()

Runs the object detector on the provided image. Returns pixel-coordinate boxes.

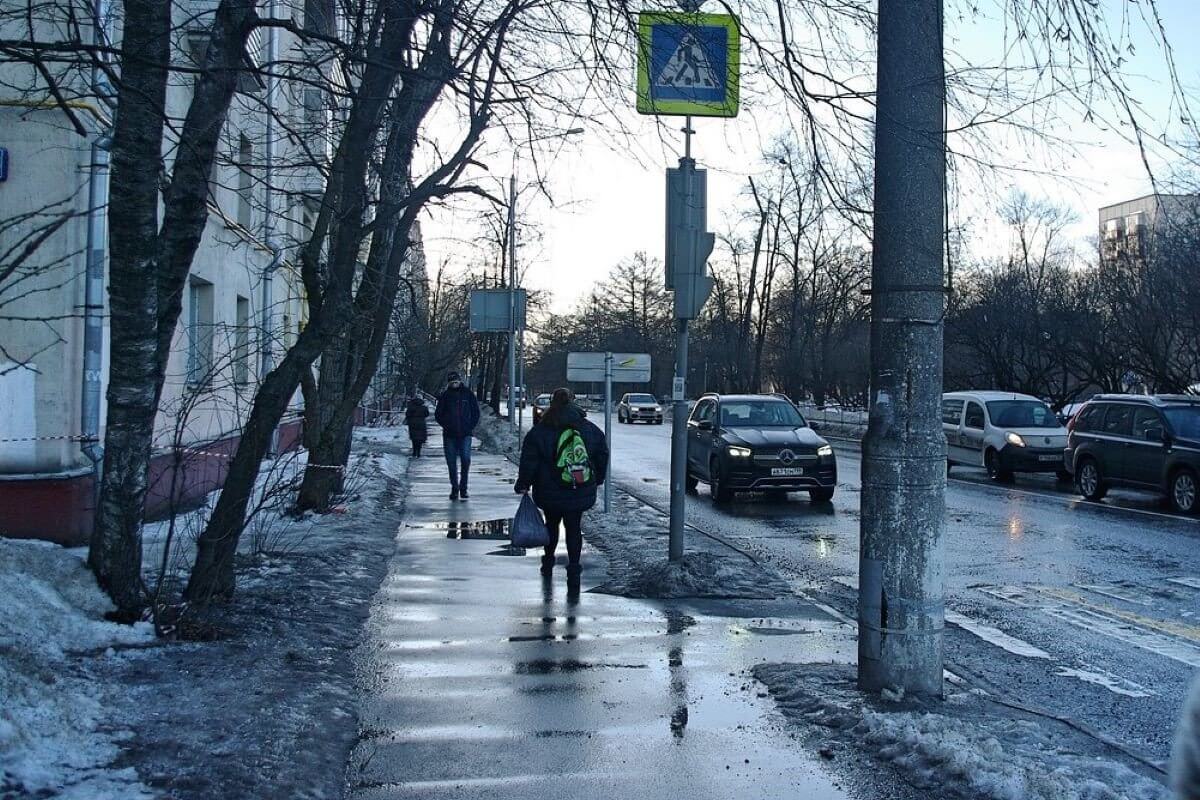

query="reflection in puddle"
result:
[665,609,695,741]
[413,519,512,540]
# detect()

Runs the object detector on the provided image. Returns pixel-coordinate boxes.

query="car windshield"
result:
[720,400,806,428]
[985,400,1059,428]
[627,394,656,404]
[535,395,551,407]
[1164,406,1200,439]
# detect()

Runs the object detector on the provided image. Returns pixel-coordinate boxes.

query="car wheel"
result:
[1169,468,1198,515]
[946,461,952,477]
[685,473,698,494]
[710,459,733,504]
[809,487,835,503]
[985,449,1013,483]
[1076,458,1108,501]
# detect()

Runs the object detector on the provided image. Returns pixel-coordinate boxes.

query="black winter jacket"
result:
[435,386,481,439]
[515,404,609,514]
[404,399,429,441]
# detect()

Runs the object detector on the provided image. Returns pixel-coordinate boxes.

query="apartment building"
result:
[1099,193,1198,266]
[0,2,334,543]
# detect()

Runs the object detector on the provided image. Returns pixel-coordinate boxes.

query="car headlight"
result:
[817,444,833,457]
[726,445,752,457]
[654,406,662,412]
[1006,432,1026,447]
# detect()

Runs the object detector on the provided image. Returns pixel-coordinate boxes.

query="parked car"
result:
[1065,394,1200,514]
[531,393,552,424]
[617,392,663,424]
[685,393,837,504]
[942,391,1070,482]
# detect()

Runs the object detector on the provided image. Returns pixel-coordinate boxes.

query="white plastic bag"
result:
[511,493,549,548]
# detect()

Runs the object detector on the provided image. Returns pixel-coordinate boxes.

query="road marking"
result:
[982,585,1200,668]
[832,575,1052,659]
[1076,583,1154,606]
[943,610,1052,659]
[1169,577,1200,591]
[1053,666,1153,698]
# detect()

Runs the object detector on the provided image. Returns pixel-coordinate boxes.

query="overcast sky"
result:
[420,0,1200,315]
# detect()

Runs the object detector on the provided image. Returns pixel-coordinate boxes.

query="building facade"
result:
[0,2,333,543]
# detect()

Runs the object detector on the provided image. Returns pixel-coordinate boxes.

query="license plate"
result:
[1039,454,1060,462]
[771,468,805,477]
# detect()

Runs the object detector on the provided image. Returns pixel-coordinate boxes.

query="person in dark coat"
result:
[404,396,429,457]
[514,388,608,578]
[434,371,481,501]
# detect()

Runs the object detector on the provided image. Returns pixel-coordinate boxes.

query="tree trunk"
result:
[90,0,257,612]
[87,0,170,614]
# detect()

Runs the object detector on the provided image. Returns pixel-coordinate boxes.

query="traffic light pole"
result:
[667,116,695,563]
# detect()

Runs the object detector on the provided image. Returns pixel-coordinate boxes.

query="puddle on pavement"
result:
[515,658,647,674]
[412,519,511,540]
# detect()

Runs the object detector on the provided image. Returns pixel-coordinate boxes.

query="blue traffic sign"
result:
[636,12,740,118]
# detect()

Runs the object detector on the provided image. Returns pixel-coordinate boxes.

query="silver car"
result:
[617,392,664,425]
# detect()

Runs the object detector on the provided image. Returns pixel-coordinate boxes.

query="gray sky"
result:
[421,0,1200,314]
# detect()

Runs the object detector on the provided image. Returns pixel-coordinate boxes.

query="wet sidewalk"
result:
[347,425,856,799]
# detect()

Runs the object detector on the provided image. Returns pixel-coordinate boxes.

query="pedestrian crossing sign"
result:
[636,11,740,118]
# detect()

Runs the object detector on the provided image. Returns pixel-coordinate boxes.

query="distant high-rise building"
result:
[1099,193,1198,266]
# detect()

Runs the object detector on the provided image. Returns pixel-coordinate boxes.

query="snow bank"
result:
[474,405,520,456]
[754,663,1168,800]
[0,538,154,798]
[586,492,791,600]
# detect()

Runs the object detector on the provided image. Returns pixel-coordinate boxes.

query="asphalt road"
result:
[605,417,1200,770]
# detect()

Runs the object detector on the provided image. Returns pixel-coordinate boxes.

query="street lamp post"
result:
[506,127,585,432]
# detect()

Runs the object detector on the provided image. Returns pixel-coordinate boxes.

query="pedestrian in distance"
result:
[435,371,480,501]
[404,395,429,458]
[514,387,608,581]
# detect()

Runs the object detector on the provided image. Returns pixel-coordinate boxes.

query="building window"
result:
[237,133,253,229]
[235,295,251,386]
[187,279,215,386]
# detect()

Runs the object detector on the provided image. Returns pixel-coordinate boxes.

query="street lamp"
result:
[507,126,585,431]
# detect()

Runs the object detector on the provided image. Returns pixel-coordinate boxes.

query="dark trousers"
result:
[409,430,425,457]
[543,509,583,565]
[442,434,472,490]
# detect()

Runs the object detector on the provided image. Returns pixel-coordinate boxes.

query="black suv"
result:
[685,393,837,503]
[1065,394,1200,514]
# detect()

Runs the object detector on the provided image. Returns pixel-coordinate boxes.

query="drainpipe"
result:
[261,0,282,454]
[81,0,114,508]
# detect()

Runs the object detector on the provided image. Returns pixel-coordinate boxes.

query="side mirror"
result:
[809,421,822,432]
[696,419,713,431]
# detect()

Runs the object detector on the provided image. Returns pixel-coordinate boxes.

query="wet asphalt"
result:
[606,419,1200,769]
[346,429,870,799]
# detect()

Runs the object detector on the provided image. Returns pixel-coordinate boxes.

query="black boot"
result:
[540,554,555,576]
[566,563,583,579]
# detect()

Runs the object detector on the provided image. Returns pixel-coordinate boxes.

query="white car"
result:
[942,391,1070,482]
[617,392,664,424]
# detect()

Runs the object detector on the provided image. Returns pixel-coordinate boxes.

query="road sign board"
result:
[469,288,526,333]
[636,11,740,118]
[566,352,652,383]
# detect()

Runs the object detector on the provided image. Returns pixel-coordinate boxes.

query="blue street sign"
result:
[636,12,740,118]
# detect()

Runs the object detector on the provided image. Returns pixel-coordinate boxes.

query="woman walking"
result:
[514,388,608,579]
[404,395,429,458]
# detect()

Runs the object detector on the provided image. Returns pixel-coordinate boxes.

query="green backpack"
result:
[555,427,594,488]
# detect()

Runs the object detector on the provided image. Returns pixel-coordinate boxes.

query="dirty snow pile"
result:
[587,492,791,599]
[474,405,520,455]
[0,537,155,798]
[753,662,1168,800]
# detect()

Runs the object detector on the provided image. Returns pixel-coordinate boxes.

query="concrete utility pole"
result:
[857,0,947,697]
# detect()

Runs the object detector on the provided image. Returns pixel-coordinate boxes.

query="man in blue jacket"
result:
[434,371,481,500]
